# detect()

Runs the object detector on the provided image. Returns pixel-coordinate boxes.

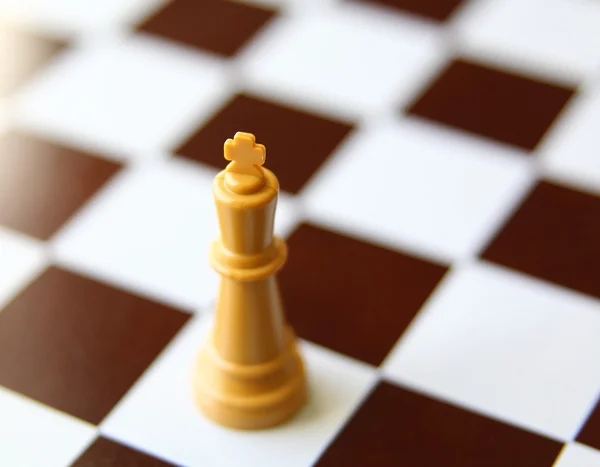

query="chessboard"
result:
[0,0,600,465]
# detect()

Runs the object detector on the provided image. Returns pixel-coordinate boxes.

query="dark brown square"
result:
[315,381,564,466]
[481,180,600,300]
[0,23,65,97]
[175,93,354,194]
[406,58,575,150]
[576,396,600,451]
[346,0,466,21]
[279,224,447,366]
[0,267,190,425]
[0,131,121,240]
[71,436,180,467]
[136,0,276,57]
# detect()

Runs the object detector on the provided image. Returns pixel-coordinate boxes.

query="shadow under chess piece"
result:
[193,132,307,430]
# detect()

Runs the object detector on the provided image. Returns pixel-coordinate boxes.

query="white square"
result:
[0,105,9,134]
[0,0,167,37]
[240,5,444,118]
[15,34,230,159]
[301,119,534,263]
[383,261,600,441]
[51,157,300,312]
[0,387,96,467]
[554,443,600,467]
[100,315,378,467]
[0,227,46,309]
[456,0,600,83]
[539,85,600,195]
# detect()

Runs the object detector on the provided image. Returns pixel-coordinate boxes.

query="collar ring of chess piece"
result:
[224,132,266,195]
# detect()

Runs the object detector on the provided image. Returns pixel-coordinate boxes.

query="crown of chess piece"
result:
[192,132,307,430]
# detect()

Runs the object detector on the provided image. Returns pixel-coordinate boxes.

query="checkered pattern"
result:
[0,0,600,465]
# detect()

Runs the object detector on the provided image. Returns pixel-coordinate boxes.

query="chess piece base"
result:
[193,327,307,430]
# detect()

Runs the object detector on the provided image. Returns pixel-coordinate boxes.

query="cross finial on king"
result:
[225,132,265,175]
[223,132,267,194]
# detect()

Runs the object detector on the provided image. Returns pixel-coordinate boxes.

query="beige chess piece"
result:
[193,132,307,430]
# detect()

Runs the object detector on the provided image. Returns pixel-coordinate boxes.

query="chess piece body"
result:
[193,132,307,430]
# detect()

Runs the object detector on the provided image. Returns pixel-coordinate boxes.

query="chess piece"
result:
[193,132,307,430]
